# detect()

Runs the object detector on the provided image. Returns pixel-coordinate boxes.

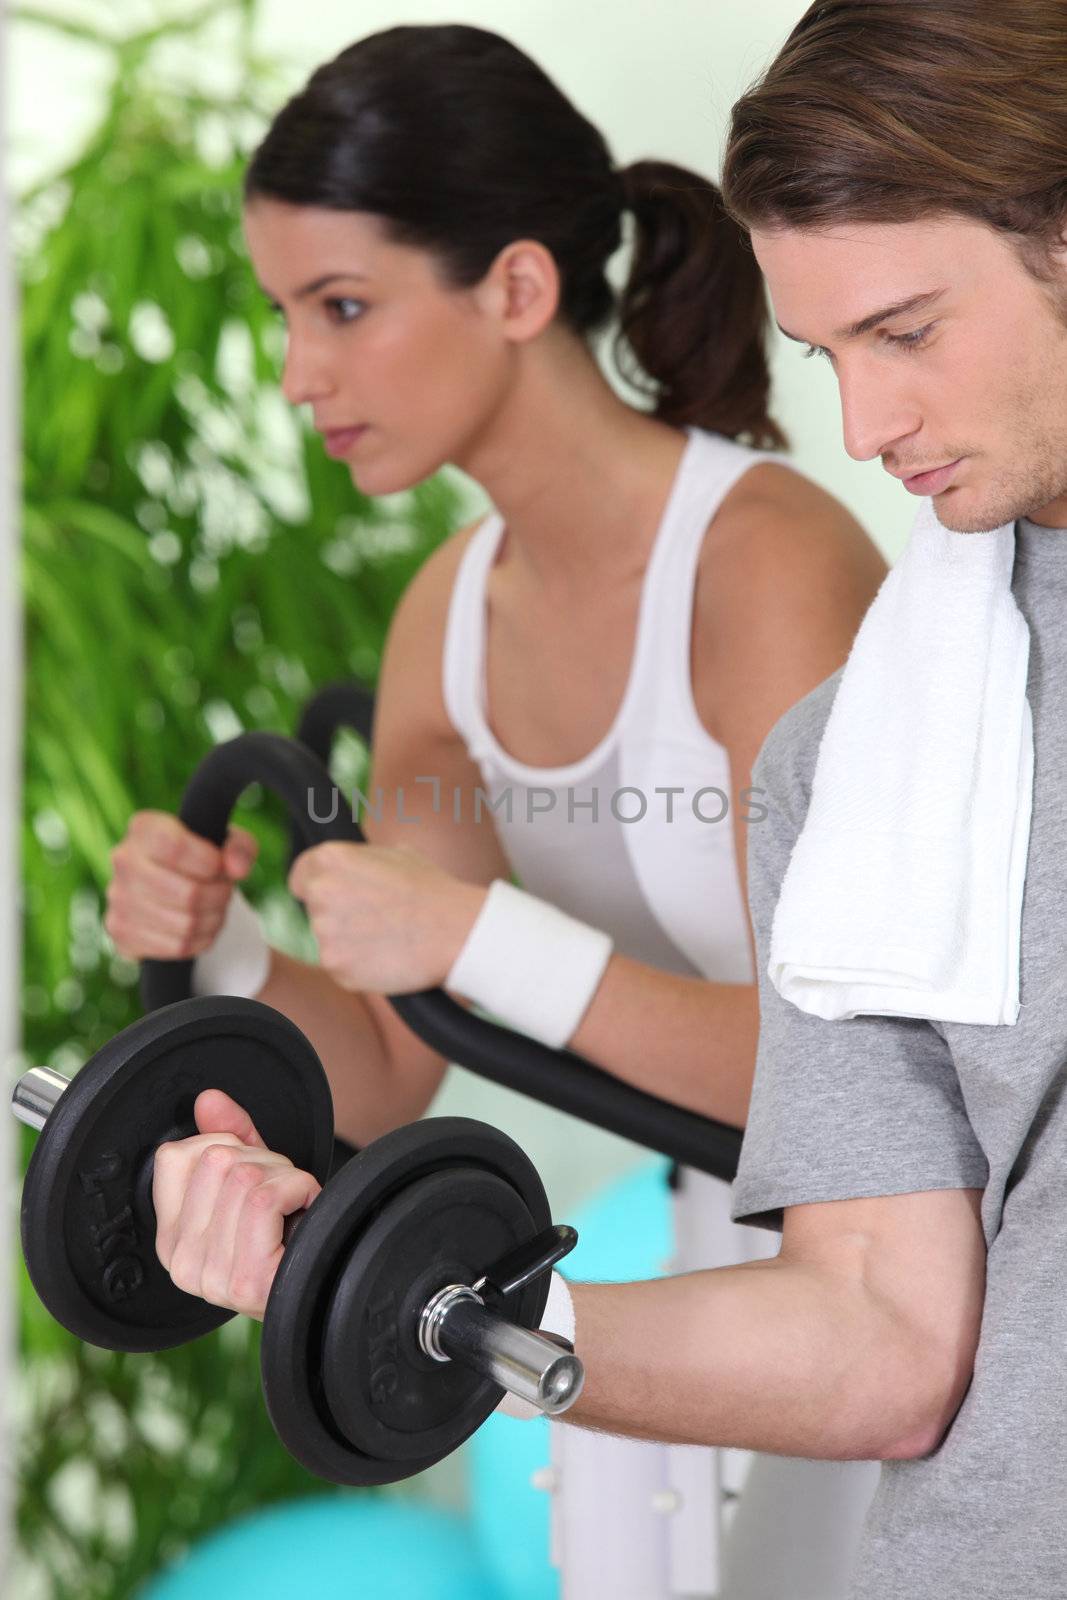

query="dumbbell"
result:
[13,995,334,1350]
[13,996,584,1485]
[259,1111,582,1484]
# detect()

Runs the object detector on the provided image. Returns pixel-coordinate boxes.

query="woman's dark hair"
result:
[245,24,786,451]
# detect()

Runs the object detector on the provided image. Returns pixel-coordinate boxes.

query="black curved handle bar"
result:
[288,680,375,873]
[294,679,376,760]
[140,732,743,1182]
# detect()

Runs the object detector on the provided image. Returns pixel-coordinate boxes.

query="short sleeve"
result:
[732,684,989,1232]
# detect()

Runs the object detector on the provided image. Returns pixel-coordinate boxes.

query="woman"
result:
[106,25,887,1599]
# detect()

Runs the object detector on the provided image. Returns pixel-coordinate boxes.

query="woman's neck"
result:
[454,335,688,594]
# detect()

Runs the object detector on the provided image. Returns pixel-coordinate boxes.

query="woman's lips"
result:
[322,425,368,458]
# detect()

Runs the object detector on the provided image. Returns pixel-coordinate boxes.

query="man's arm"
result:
[564,679,981,1461]
[564,1183,986,1460]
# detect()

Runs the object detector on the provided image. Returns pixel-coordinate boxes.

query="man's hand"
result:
[153,1090,321,1320]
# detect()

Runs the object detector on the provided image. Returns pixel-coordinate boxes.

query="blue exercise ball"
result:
[139,1494,505,1600]
[467,1160,672,1600]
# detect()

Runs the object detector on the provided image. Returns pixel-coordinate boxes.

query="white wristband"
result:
[446,881,613,1049]
[191,889,272,999]
[495,1271,577,1420]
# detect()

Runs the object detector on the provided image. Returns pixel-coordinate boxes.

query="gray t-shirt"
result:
[732,514,1067,1599]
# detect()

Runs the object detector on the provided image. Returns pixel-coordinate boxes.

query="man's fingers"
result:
[193,1089,270,1148]
[220,1167,322,1316]
[153,1131,244,1269]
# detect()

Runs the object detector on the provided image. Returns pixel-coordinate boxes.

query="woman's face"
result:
[243,199,517,494]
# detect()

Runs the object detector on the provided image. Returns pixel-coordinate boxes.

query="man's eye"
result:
[801,322,937,363]
[885,323,935,353]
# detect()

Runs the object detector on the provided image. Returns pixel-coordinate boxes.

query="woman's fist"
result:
[106,811,259,961]
[288,840,484,994]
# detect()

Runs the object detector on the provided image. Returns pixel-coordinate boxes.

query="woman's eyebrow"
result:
[261,272,369,304]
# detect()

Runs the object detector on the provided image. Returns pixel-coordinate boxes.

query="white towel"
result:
[768,496,1034,1025]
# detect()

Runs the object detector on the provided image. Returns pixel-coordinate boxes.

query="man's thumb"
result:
[193,1088,268,1148]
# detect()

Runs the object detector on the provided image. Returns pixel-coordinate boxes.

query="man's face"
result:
[751,214,1067,532]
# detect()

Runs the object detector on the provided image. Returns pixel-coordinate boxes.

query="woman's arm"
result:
[265,469,887,1138]
[568,467,888,1126]
[256,519,514,1143]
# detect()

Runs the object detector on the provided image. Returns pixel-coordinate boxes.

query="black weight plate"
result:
[322,1165,538,1462]
[21,996,334,1352]
[260,1116,551,1487]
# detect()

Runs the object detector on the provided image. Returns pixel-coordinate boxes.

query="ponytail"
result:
[615,160,787,451]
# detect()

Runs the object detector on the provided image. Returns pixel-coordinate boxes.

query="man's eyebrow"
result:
[262,272,368,304]
[776,288,948,346]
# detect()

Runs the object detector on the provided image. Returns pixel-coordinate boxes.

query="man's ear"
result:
[1049,210,1067,265]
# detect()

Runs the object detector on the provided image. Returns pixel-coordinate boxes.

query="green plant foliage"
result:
[14,5,458,1595]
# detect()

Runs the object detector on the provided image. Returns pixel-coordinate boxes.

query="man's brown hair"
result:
[721,1,1067,285]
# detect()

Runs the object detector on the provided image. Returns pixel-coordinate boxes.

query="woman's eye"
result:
[264,299,365,324]
[326,298,365,324]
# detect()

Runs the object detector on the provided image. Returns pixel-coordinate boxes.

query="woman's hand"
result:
[288,841,485,994]
[153,1090,321,1321]
[106,811,259,961]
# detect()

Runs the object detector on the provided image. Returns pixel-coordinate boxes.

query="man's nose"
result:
[839,364,922,464]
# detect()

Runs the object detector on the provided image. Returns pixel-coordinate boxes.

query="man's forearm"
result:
[565,1258,961,1461]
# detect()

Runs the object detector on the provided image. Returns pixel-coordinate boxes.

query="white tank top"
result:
[443,426,797,988]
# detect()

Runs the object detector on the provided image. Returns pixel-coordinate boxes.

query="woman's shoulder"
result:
[689,453,887,755]
[700,453,887,597]
[389,511,494,639]
[376,513,494,750]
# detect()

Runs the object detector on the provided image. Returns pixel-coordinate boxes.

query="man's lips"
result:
[888,458,964,496]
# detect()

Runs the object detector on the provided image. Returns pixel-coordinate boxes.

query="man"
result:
[567,2,1067,1594]
[152,3,1067,1594]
